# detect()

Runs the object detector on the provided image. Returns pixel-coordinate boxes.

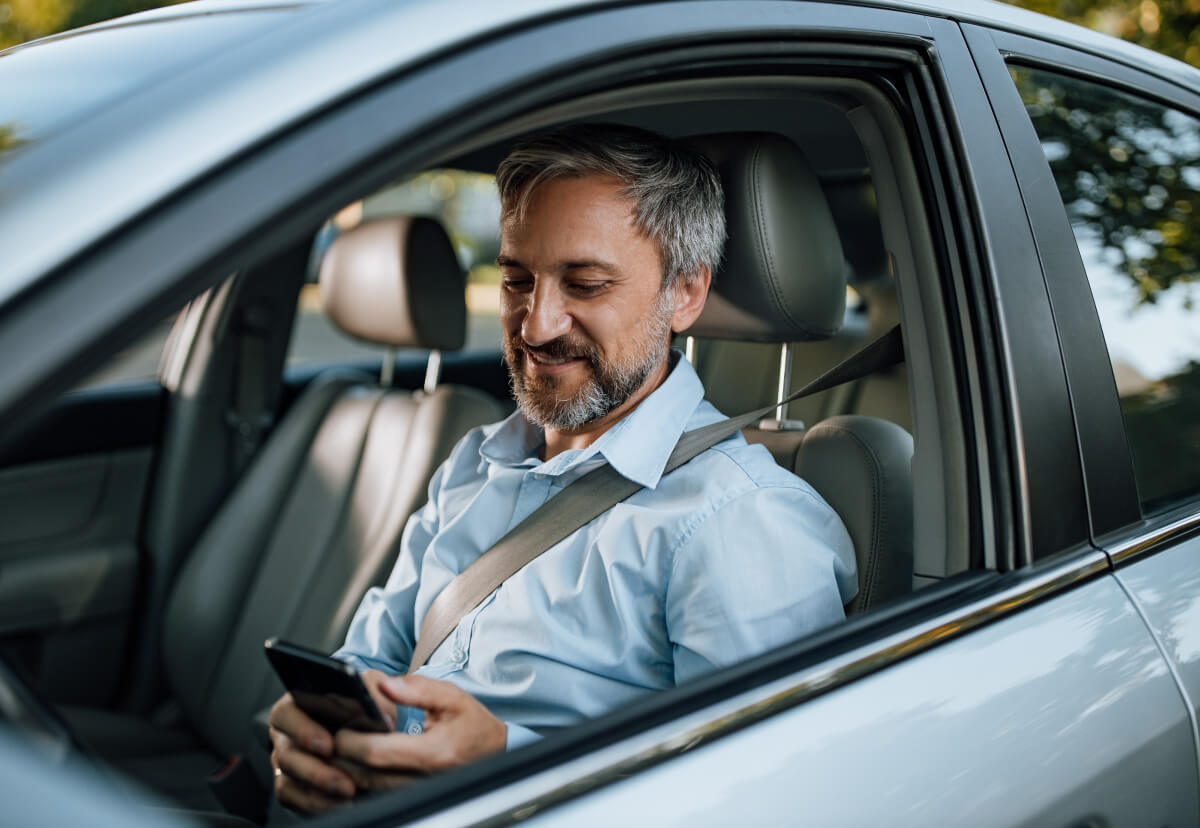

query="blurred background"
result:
[1,0,1199,63]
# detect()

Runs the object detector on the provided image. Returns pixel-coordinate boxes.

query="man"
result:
[269,124,857,811]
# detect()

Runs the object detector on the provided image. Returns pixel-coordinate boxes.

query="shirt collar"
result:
[478,350,705,489]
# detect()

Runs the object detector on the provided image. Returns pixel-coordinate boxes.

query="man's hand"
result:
[268,670,399,813]
[334,675,506,786]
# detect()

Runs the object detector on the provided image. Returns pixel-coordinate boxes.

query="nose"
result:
[520,280,572,346]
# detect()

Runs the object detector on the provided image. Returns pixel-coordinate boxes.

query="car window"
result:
[287,169,502,369]
[1012,66,1200,515]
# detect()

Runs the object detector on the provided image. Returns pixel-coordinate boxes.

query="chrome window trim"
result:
[1107,510,1200,567]
[409,549,1109,828]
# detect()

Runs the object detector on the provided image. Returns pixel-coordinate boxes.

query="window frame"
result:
[966,24,1200,559]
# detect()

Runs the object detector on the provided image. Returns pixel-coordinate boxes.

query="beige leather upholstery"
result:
[320,216,467,350]
[686,133,913,614]
[64,217,506,808]
[162,378,504,759]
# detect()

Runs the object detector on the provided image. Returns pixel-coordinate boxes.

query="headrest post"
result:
[380,347,395,387]
[684,336,697,365]
[424,349,443,394]
[758,341,805,432]
[775,342,793,424]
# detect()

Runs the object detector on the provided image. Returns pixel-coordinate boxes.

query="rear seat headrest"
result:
[683,132,847,343]
[319,216,467,350]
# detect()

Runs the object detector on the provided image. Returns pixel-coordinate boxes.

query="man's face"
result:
[498,175,675,431]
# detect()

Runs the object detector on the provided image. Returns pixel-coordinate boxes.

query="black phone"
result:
[264,638,391,733]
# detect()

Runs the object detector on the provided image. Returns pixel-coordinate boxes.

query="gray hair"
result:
[496,123,726,287]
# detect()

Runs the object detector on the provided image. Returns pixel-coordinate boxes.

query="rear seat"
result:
[63,216,507,810]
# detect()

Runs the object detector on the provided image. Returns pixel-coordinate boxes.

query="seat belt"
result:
[225,303,276,474]
[408,324,905,673]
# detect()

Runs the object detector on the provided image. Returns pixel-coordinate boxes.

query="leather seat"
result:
[63,216,507,810]
[685,133,914,614]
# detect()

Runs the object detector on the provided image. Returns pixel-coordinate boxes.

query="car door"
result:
[318,5,1197,826]
[0,319,175,708]
[968,19,1200,797]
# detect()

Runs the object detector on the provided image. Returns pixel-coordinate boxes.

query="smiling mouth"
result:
[527,351,584,367]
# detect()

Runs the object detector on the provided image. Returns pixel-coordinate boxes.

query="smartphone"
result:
[264,638,392,733]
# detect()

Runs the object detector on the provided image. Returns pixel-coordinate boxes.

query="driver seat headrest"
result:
[319,216,467,351]
[683,132,847,343]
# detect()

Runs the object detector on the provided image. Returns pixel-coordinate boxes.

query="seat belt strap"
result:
[408,324,904,673]
[225,305,275,473]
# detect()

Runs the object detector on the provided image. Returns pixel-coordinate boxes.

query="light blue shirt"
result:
[336,353,857,749]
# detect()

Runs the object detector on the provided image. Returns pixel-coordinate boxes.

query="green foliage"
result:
[1005,0,1200,67]
[1,0,185,50]
[1013,66,1200,303]
[0,123,26,171]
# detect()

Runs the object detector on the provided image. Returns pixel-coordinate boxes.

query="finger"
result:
[331,757,423,792]
[274,771,342,814]
[334,729,445,774]
[269,693,334,757]
[358,670,399,729]
[273,729,357,799]
[378,674,463,713]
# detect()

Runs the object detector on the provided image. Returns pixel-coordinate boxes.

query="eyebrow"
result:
[495,255,621,276]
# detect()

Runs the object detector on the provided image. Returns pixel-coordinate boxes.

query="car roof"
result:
[1,0,1198,306]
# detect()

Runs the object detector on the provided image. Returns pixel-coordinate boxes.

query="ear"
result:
[669,266,712,334]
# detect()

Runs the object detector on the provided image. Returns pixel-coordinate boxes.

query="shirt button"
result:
[406,721,424,735]
[451,647,466,662]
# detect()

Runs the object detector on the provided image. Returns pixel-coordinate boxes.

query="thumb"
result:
[379,674,459,712]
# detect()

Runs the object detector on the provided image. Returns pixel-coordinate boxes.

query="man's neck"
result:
[540,356,672,461]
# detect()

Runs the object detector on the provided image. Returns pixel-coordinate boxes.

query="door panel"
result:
[0,448,153,705]
[517,577,1197,827]
[0,450,149,630]
[1114,533,1200,779]
[0,377,166,706]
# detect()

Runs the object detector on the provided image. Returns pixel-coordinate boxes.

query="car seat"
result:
[62,216,508,810]
[685,132,914,614]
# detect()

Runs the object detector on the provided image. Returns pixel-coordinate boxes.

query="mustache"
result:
[508,334,600,364]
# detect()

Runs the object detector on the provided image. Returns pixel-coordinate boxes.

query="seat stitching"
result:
[747,144,796,333]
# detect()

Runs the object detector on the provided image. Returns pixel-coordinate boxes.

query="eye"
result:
[569,281,607,296]
[501,277,533,293]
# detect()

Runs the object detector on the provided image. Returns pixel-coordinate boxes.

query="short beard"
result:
[504,287,675,430]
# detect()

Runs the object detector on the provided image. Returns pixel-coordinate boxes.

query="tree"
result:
[1,0,184,50]
[0,123,26,171]
[1014,67,1200,304]
[1005,0,1200,68]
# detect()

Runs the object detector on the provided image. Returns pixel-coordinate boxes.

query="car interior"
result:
[0,69,980,821]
